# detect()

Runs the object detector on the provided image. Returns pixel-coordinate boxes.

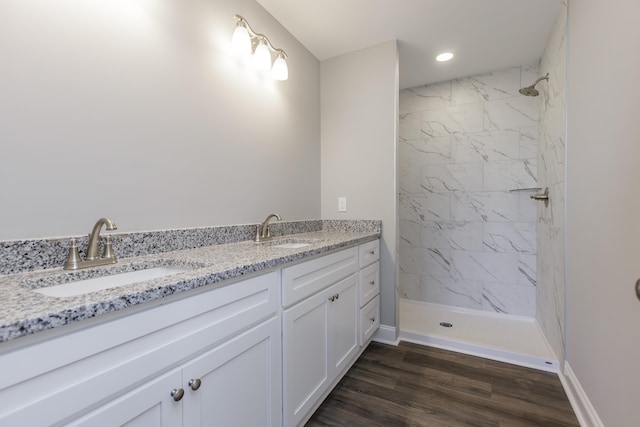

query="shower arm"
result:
[530,73,550,87]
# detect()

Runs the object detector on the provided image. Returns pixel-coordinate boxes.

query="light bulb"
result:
[436,52,454,62]
[271,53,288,81]
[253,38,272,70]
[231,22,251,55]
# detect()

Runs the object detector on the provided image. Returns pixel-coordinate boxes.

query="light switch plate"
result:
[338,197,347,212]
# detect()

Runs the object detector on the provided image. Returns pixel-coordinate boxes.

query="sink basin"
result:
[33,266,192,298]
[271,242,312,249]
[261,238,322,250]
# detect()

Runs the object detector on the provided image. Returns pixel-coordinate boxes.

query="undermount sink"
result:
[271,242,313,249]
[262,238,321,249]
[32,265,194,298]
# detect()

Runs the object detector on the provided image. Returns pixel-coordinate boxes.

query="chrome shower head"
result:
[519,73,550,96]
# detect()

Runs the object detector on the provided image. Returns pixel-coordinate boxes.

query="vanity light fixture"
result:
[436,52,454,62]
[232,14,289,81]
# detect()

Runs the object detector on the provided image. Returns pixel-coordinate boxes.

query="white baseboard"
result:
[372,324,399,345]
[561,362,604,427]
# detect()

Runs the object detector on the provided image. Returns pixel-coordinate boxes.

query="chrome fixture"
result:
[255,213,282,242]
[531,188,550,207]
[86,217,117,260]
[231,14,288,81]
[48,217,121,270]
[519,73,549,96]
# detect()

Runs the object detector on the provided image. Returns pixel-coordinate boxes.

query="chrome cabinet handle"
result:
[328,293,340,302]
[188,378,202,391]
[171,388,185,401]
[636,279,640,301]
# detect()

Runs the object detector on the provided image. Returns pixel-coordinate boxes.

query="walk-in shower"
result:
[519,73,550,96]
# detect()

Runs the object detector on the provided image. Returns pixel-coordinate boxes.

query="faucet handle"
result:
[102,236,116,260]
[46,238,82,270]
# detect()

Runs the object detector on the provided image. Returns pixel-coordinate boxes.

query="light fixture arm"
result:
[234,15,287,58]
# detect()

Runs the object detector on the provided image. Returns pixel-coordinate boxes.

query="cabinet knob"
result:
[170,388,185,401]
[368,250,375,255]
[335,293,339,300]
[369,280,375,286]
[188,378,202,391]
[370,317,376,323]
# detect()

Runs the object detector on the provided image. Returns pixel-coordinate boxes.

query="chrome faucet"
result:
[86,217,117,260]
[255,213,282,242]
[48,217,120,270]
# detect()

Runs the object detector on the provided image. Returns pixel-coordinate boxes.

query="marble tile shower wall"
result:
[536,2,567,363]
[399,65,540,317]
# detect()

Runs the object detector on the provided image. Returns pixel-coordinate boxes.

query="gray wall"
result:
[320,41,399,330]
[0,0,321,240]
[566,0,640,425]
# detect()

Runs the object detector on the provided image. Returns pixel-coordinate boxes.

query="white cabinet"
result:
[0,238,380,427]
[282,273,359,426]
[182,317,281,427]
[65,369,183,427]
[358,240,380,346]
[68,318,281,427]
[282,244,377,427]
[0,272,280,427]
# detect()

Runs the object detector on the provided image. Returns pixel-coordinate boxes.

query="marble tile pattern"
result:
[399,63,540,317]
[0,224,380,342]
[0,220,381,276]
[536,2,567,364]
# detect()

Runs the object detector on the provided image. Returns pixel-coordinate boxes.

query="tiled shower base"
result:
[399,299,559,372]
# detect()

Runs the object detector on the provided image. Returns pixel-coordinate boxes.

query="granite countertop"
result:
[0,230,379,343]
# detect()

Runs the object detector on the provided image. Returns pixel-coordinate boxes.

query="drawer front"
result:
[281,247,358,307]
[359,296,380,346]
[359,262,380,307]
[358,240,380,268]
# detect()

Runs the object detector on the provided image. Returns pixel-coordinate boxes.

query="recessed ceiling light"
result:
[436,52,454,62]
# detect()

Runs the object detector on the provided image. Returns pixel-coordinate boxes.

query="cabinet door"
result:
[327,273,360,378]
[65,369,183,427]
[282,289,330,427]
[182,317,281,427]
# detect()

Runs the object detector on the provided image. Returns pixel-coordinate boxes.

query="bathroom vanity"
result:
[0,222,380,426]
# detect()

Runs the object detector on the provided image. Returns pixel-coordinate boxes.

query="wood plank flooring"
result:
[306,342,579,427]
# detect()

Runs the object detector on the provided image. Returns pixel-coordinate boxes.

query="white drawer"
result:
[358,240,379,268]
[281,247,358,307]
[359,295,380,346]
[359,261,379,307]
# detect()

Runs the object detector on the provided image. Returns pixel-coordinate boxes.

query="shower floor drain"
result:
[439,322,453,328]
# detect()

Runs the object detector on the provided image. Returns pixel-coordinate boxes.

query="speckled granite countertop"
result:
[0,230,379,343]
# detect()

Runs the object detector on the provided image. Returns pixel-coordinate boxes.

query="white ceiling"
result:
[256,0,563,89]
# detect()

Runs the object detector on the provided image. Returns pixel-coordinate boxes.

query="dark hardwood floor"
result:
[306,342,579,427]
